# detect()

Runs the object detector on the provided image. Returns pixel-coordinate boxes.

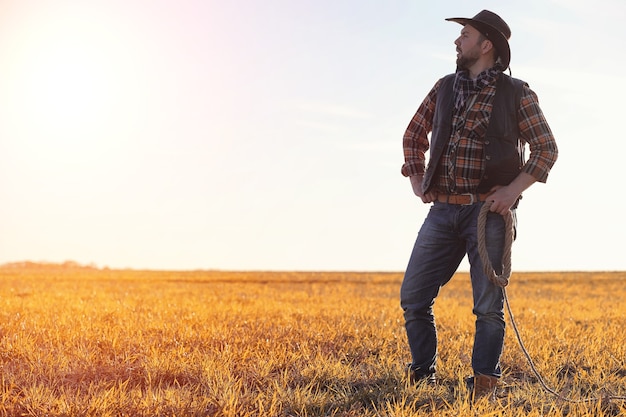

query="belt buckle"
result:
[461,193,475,205]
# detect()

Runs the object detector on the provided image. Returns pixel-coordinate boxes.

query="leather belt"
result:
[437,193,491,205]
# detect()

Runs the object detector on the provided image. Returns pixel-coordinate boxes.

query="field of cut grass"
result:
[0,263,625,416]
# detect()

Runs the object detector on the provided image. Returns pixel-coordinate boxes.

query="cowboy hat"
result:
[446,10,511,70]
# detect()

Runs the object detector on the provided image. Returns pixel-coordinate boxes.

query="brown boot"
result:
[472,374,498,401]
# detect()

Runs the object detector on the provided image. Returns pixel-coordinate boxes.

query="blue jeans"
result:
[400,201,515,378]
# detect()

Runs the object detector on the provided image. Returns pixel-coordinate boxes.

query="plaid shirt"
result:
[401,75,558,194]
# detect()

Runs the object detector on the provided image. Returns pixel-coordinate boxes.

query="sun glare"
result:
[5,6,136,142]
[20,42,111,133]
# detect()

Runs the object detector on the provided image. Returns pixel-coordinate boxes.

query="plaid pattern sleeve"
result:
[518,85,558,183]
[400,79,442,177]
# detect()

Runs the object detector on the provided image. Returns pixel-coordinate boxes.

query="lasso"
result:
[477,201,626,403]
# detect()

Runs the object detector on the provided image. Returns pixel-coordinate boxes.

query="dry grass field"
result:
[0,263,625,416]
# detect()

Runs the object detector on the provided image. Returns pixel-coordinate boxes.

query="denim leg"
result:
[464,207,513,377]
[400,204,466,376]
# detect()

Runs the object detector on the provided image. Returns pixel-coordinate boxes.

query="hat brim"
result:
[446,17,510,70]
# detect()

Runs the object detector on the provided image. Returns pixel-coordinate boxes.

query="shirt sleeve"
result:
[518,85,558,183]
[401,79,442,177]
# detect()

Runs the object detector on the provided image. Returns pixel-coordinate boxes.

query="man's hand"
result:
[485,185,520,215]
[487,172,537,215]
[410,175,438,204]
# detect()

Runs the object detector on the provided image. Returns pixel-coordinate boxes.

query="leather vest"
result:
[422,73,526,194]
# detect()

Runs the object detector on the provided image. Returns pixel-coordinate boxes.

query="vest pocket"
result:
[479,133,522,192]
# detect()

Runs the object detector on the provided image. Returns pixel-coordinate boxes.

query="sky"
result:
[0,0,624,272]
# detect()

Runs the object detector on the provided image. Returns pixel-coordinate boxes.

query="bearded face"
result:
[456,44,482,69]
[454,25,486,70]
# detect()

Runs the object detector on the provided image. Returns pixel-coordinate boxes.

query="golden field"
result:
[0,263,625,416]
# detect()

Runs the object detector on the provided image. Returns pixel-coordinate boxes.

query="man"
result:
[400,10,558,399]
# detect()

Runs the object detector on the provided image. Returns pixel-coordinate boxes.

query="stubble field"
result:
[0,263,625,416]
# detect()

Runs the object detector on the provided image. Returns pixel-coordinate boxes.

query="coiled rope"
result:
[477,201,626,403]
[477,201,514,287]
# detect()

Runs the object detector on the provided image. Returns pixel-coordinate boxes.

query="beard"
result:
[456,48,480,70]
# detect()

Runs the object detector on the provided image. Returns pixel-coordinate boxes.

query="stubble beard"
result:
[456,54,479,70]
[456,48,480,70]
